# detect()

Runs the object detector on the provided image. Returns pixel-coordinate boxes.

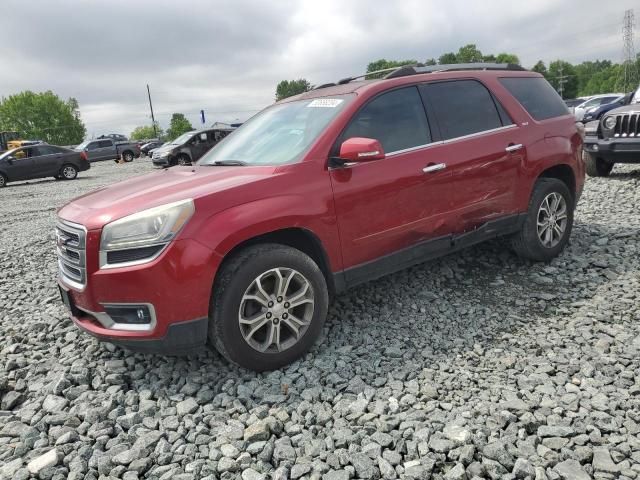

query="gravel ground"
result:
[0,159,639,480]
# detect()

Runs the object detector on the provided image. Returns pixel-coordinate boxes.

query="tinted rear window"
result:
[499,77,569,121]
[421,80,503,140]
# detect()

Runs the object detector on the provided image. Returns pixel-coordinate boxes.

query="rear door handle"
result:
[423,163,446,173]
[505,143,523,153]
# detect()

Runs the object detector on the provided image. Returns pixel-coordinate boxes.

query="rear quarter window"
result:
[499,77,569,121]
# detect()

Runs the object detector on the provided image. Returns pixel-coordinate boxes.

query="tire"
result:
[177,154,191,166]
[59,164,78,180]
[209,244,329,371]
[584,151,613,177]
[0,173,6,188]
[122,151,134,162]
[511,178,574,262]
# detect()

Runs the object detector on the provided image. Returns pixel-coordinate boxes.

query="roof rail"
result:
[384,63,525,79]
[311,63,526,91]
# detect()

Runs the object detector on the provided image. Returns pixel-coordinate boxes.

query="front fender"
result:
[188,194,342,272]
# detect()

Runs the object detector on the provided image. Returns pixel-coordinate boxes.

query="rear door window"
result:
[499,77,569,121]
[342,86,430,153]
[98,140,112,148]
[420,80,504,140]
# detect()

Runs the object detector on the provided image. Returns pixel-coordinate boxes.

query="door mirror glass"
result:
[339,137,385,162]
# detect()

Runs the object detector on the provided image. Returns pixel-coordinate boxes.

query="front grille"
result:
[56,221,87,287]
[613,112,640,137]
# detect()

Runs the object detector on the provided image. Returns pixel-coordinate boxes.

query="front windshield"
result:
[170,132,194,145]
[0,148,19,160]
[200,95,353,166]
[74,140,90,151]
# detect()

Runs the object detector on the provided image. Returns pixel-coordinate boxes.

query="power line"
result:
[616,9,639,92]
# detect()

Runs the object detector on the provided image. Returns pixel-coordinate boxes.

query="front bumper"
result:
[58,235,222,354]
[584,137,640,163]
[152,156,171,167]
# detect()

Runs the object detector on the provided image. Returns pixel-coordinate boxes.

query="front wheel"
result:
[584,152,613,177]
[512,178,574,262]
[0,173,6,188]
[209,244,329,371]
[59,164,78,180]
[176,155,191,166]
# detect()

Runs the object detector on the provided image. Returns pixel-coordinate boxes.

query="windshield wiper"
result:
[211,160,247,166]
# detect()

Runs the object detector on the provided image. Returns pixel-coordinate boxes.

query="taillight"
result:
[80,151,88,161]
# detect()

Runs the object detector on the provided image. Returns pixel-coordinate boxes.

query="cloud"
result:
[0,0,636,136]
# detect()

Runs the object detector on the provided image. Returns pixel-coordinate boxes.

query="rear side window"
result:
[98,140,112,148]
[342,86,430,153]
[499,77,569,121]
[421,80,503,140]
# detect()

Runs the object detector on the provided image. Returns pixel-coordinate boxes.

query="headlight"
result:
[603,116,617,129]
[99,199,194,266]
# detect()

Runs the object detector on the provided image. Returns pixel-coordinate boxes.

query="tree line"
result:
[275,43,640,100]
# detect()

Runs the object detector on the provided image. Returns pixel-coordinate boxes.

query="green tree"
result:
[166,113,193,141]
[456,44,484,63]
[0,90,86,145]
[438,52,458,64]
[424,58,437,66]
[275,79,312,101]
[548,60,578,99]
[130,123,163,140]
[366,59,418,78]
[531,60,548,76]
[495,53,520,65]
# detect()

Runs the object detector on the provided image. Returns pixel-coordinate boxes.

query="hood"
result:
[58,165,276,229]
[152,144,179,155]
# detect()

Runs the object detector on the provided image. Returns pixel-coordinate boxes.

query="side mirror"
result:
[6,156,15,164]
[338,137,385,163]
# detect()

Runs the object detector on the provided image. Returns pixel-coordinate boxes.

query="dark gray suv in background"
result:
[0,144,90,187]
[151,127,235,166]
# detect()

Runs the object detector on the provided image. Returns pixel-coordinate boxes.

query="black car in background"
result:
[0,144,90,187]
[140,140,164,156]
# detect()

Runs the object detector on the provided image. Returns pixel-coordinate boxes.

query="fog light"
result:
[104,305,152,324]
[592,144,599,151]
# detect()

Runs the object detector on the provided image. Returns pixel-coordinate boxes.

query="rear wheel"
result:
[122,151,134,162]
[59,164,78,180]
[209,244,329,371]
[512,178,574,262]
[584,151,613,177]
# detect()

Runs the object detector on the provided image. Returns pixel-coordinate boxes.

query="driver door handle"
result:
[423,163,447,173]
[505,143,523,153]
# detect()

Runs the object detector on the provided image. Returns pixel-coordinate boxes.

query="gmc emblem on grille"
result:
[57,233,71,247]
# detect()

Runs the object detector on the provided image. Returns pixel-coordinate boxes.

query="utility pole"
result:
[146,84,157,138]
[618,9,638,93]
[555,61,568,99]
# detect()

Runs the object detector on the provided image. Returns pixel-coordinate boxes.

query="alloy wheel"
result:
[537,192,567,248]
[238,267,315,353]
[63,166,76,179]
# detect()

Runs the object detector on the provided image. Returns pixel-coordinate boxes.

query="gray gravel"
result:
[1,160,639,480]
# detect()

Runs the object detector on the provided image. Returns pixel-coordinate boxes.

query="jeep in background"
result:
[56,64,584,371]
[74,138,141,163]
[151,127,235,167]
[583,88,640,176]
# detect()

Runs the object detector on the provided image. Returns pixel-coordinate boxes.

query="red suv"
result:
[56,64,584,371]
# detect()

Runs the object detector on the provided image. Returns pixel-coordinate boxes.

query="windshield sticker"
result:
[307,99,343,108]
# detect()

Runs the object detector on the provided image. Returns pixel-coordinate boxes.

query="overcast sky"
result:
[1,0,637,137]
